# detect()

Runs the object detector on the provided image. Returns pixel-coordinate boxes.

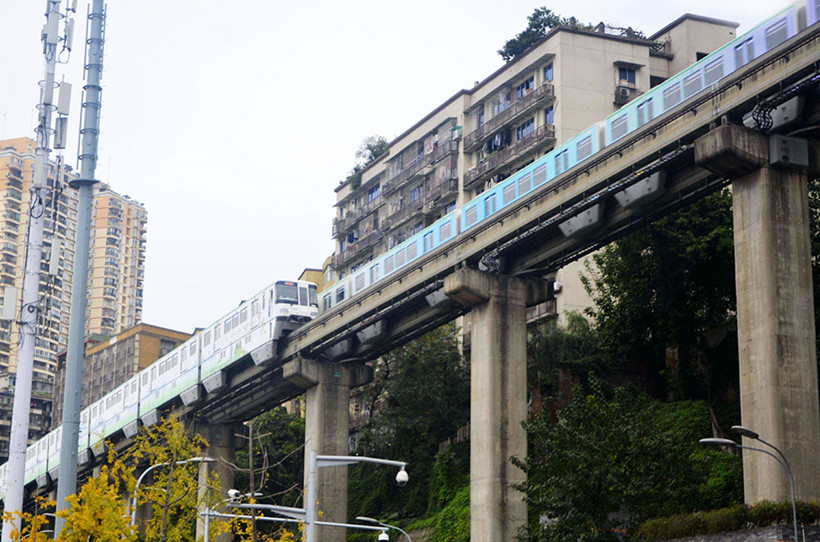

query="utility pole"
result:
[1,2,75,540]
[54,0,104,535]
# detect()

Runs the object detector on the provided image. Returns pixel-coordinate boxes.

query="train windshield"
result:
[275,282,299,304]
[309,284,318,307]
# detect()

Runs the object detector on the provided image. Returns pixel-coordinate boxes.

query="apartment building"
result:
[0,137,148,449]
[332,14,738,320]
[51,323,190,425]
[87,185,147,336]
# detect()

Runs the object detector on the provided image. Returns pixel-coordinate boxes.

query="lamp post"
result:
[130,456,214,527]
[699,437,798,542]
[356,516,413,541]
[306,452,409,542]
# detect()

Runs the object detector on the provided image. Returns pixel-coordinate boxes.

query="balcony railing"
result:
[333,196,383,237]
[382,199,424,232]
[423,177,458,214]
[332,230,384,269]
[463,123,556,190]
[382,139,458,196]
[464,82,555,151]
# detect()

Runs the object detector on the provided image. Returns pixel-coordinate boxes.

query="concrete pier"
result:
[696,124,820,503]
[445,268,529,542]
[196,423,236,542]
[283,357,371,542]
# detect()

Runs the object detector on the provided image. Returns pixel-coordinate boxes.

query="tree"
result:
[582,190,737,400]
[513,376,742,541]
[58,466,136,542]
[498,8,574,62]
[349,324,470,520]
[122,415,218,542]
[345,136,389,190]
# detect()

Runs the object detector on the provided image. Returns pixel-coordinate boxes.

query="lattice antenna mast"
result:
[1,2,76,539]
[54,0,104,533]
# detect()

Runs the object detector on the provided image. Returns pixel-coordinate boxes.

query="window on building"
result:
[410,221,423,235]
[444,201,456,215]
[476,107,485,128]
[368,184,380,202]
[618,67,636,86]
[545,105,555,125]
[410,185,424,202]
[544,63,553,82]
[516,76,534,98]
[516,118,535,140]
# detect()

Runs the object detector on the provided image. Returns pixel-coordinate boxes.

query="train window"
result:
[465,206,478,227]
[131,380,138,394]
[611,114,628,141]
[637,99,653,126]
[309,284,318,307]
[190,342,197,355]
[576,136,592,161]
[232,313,240,328]
[323,293,332,311]
[396,248,406,267]
[485,193,497,216]
[440,220,452,240]
[734,38,754,67]
[704,58,724,85]
[683,72,702,98]
[663,83,681,109]
[555,150,569,174]
[181,349,187,362]
[171,354,178,367]
[533,164,547,186]
[766,19,788,50]
[355,274,365,292]
[518,173,532,194]
[275,282,299,304]
[299,286,308,305]
[503,182,517,204]
[215,326,221,341]
[385,255,395,274]
[423,232,434,252]
[251,299,259,316]
[142,373,149,386]
[224,319,231,334]
[370,264,380,283]
[407,242,418,260]
[336,286,346,304]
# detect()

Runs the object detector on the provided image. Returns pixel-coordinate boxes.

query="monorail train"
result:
[0,0,816,503]
[0,279,318,499]
[320,0,817,313]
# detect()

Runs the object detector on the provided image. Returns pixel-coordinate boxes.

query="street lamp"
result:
[699,436,798,542]
[130,456,214,526]
[356,516,413,541]
[306,452,409,542]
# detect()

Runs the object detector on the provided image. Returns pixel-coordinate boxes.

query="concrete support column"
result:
[195,423,236,542]
[283,357,371,542]
[696,125,820,503]
[445,268,529,542]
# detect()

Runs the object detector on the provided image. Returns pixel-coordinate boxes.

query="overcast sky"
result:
[0,0,779,333]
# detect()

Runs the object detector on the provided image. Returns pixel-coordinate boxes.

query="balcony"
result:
[464,82,555,151]
[463,123,556,190]
[333,196,383,237]
[381,199,424,232]
[423,177,458,214]
[332,229,384,269]
[382,139,458,196]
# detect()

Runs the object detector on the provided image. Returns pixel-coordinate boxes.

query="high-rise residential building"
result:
[52,323,190,426]
[87,185,147,336]
[331,14,738,321]
[0,136,148,451]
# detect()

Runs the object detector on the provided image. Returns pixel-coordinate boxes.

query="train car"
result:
[46,426,61,482]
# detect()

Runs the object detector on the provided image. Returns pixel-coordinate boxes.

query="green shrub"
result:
[431,485,469,542]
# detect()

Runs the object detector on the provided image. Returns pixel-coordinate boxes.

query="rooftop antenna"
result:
[54,0,105,535]
[1,1,75,538]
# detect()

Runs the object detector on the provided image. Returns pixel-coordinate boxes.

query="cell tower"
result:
[0,1,76,540]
